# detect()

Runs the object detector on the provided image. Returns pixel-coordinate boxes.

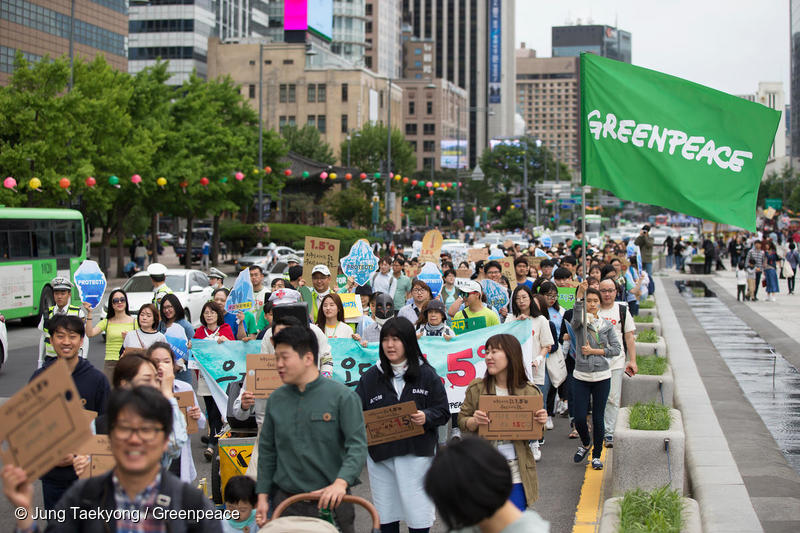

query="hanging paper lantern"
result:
[221,177,228,184]
[472,206,477,212]
[345,173,352,180]
[394,174,401,182]
[403,196,408,202]
[179,180,188,189]
[29,177,42,190]
[157,177,167,187]
[411,179,418,186]
[131,174,142,186]
[59,178,70,189]
[109,175,119,187]
[426,181,433,188]
[447,206,452,211]
[235,172,244,181]
[330,172,337,180]
[415,193,421,199]
[458,181,463,187]
[85,176,96,188]
[320,172,329,181]
[374,172,381,179]
[435,205,441,211]
[284,169,292,176]
[302,171,310,179]
[496,205,502,212]
[402,177,409,184]
[4,177,17,190]
[448,182,453,188]
[253,168,259,175]
[510,205,516,209]
[360,172,367,180]
[428,190,434,196]
[200,177,210,186]
[264,166,272,174]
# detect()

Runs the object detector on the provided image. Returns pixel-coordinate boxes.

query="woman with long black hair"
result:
[355,317,449,533]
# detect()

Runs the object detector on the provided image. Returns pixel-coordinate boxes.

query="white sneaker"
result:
[531,440,542,461]
[545,416,554,430]
[449,427,462,442]
[556,400,569,416]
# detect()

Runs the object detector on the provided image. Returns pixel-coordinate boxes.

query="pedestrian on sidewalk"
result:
[764,242,780,301]
[746,259,756,301]
[784,243,799,294]
[736,262,748,301]
[745,241,765,301]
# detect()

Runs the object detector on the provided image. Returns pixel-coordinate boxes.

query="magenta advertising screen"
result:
[284,0,308,31]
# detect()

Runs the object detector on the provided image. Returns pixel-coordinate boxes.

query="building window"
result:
[341,114,348,133]
[288,116,296,125]
[365,3,373,15]
[365,56,372,68]
[423,157,435,169]
[426,101,433,114]
[423,123,435,135]
[408,101,415,115]
[279,115,287,126]
[308,84,316,102]
[249,84,256,99]
[288,84,296,103]
[308,115,316,127]
[405,124,418,135]
[317,115,326,133]
[365,21,372,33]
[318,84,326,102]
[379,90,384,108]
[409,141,417,152]
[414,48,422,55]
[341,83,348,102]
[283,59,294,64]
[279,84,287,103]
[423,140,435,152]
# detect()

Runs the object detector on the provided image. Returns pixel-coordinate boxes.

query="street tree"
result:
[280,124,335,165]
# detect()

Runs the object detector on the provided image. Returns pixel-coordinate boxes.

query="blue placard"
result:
[73,260,107,309]
[340,240,379,286]
[540,235,552,248]
[481,278,509,312]
[165,335,190,362]
[418,262,443,298]
[226,269,255,313]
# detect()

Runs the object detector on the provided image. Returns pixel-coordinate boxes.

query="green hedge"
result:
[634,314,654,323]
[637,355,667,376]
[639,300,655,309]
[636,329,659,343]
[629,401,672,431]
[619,486,684,533]
[221,221,369,258]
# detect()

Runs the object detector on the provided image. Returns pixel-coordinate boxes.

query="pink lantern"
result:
[496,205,502,212]
[320,171,329,180]
[235,172,245,181]
[458,181,463,187]
[360,172,367,180]
[390,172,394,178]
[426,181,433,188]
[131,174,142,186]
[472,206,477,212]
[435,205,441,211]
[85,176,96,187]
[3,176,17,190]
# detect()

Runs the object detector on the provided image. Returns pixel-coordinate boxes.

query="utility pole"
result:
[385,78,393,225]
[68,0,75,90]
[522,145,528,225]
[456,108,462,218]
[257,43,264,222]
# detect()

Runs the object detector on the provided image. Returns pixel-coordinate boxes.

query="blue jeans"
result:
[644,262,654,295]
[573,378,611,459]
[509,483,527,511]
[539,366,552,417]
[666,254,674,269]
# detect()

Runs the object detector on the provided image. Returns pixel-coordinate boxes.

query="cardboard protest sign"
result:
[363,401,424,446]
[557,286,577,310]
[175,391,199,434]
[0,359,92,480]
[226,269,255,313]
[419,230,444,263]
[340,240,379,286]
[503,239,514,249]
[339,292,364,321]
[468,247,489,263]
[245,353,282,399]
[73,260,107,309]
[456,267,473,279]
[303,236,341,285]
[76,435,114,479]
[417,262,443,298]
[478,395,544,440]
[498,258,516,290]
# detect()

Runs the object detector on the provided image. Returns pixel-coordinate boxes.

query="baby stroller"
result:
[259,493,380,533]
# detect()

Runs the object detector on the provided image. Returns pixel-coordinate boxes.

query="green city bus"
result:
[0,208,86,323]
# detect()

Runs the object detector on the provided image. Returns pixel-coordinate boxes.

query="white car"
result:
[0,314,7,372]
[237,246,296,271]
[103,269,213,327]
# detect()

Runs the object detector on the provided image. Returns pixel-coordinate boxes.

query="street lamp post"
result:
[386,78,393,225]
[257,43,264,222]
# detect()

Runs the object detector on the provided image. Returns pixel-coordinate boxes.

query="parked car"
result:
[265,261,290,287]
[236,246,296,271]
[101,269,213,327]
[174,229,227,264]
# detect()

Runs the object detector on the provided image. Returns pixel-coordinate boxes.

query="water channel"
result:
[678,281,800,474]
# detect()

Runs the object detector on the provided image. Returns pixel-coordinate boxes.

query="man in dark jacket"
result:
[634,225,655,294]
[702,237,715,274]
[29,315,110,510]
[3,386,222,532]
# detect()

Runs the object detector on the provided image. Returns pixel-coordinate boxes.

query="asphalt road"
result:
[0,316,585,532]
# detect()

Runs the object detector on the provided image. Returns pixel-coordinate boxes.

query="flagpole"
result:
[581,185,587,330]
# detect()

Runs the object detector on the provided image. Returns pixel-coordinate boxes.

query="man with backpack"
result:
[596,278,638,449]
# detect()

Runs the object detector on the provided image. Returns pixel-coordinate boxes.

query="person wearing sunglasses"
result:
[84,289,136,383]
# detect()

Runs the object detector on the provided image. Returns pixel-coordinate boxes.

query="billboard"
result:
[284,0,333,42]
[489,138,520,150]
[441,140,468,169]
[488,0,502,104]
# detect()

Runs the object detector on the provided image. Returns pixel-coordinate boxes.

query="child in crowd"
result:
[223,475,257,533]
[746,258,757,301]
[416,299,455,340]
[736,261,748,301]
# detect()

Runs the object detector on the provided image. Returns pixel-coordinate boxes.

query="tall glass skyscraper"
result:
[552,24,632,63]
[791,0,800,157]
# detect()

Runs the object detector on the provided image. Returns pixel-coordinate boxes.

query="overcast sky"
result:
[515,0,790,100]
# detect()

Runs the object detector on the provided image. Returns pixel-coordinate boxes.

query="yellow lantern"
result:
[29,177,42,189]
[330,172,337,180]
[434,181,440,188]
[157,177,167,187]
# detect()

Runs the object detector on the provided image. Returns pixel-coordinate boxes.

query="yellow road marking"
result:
[572,446,609,533]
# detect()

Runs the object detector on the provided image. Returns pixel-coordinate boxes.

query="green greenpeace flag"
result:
[580,53,780,231]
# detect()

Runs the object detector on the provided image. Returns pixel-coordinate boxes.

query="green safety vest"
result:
[152,284,174,306]
[43,305,83,358]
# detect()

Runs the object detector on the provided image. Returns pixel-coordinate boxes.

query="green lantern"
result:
[221,177,228,184]
[108,175,119,186]
[403,196,408,203]
[374,172,381,179]
[302,171,310,178]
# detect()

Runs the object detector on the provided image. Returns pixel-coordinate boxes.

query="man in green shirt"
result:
[392,256,412,310]
[450,279,501,333]
[255,325,367,532]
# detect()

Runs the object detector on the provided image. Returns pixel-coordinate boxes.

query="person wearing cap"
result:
[208,267,227,289]
[285,254,301,268]
[38,276,89,368]
[299,264,332,322]
[450,279,500,333]
[415,299,454,340]
[148,263,174,306]
[634,225,655,295]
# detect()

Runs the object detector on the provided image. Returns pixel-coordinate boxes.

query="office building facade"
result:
[515,45,579,173]
[552,24,631,63]
[215,0,269,42]
[792,0,800,158]
[0,0,128,85]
